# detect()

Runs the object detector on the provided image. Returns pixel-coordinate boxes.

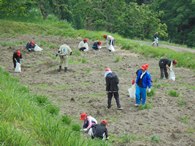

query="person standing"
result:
[103,34,115,52]
[89,120,109,140]
[56,44,72,72]
[152,32,159,46]
[78,38,89,52]
[135,64,152,106]
[13,50,22,69]
[80,112,98,133]
[104,67,122,110]
[159,58,177,79]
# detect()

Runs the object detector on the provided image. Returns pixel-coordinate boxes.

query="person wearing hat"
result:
[152,32,159,47]
[103,34,115,52]
[78,38,89,52]
[159,58,177,79]
[89,120,109,140]
[80,112,97,132]
[13,50,22,69]
[135,64,152,106]
[26,40,36,52]
[56,44,72,72]
[104,67,123,110]
[92,41,102,51]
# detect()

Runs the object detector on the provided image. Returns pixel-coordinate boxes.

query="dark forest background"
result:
[1,0,194,47]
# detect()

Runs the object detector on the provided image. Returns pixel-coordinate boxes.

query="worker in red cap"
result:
[89,120,109,140]
[80,112,97,132]
[103,34,115,52]
[12,49,22,69]
[135,64,152,106]
[92,40,102,51]
[104,67,123,110]
[159,58,177,79]
[78,38,89,52]
[26,40,36,52]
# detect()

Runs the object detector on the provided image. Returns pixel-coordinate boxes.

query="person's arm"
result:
[147,73,152,88]
[115,75,119,84]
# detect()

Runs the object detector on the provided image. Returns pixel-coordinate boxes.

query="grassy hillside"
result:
[0,68,108,145]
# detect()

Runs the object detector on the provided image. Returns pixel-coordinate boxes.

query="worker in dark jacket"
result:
[13,50,22,68]
[104,67,122,110]
[26,40,36,52]
[92,41,102,51]
[159,58,177,79]
[90,120,109,140]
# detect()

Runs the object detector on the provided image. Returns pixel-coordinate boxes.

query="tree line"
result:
[0,0,194,47]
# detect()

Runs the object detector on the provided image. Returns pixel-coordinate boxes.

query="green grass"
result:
[0,67,108,146]
[168,90,179,97]
[180,116,190,124]
[1,19,195,69]
[150,135,160,143]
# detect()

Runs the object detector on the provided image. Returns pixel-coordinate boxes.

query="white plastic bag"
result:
[169,69,175,81]
[128,84,136,98]
[34,44,43,51]
[15,62,21,72]
[108,45,115,52]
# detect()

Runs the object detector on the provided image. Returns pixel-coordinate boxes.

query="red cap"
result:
[80,112,87,120]
[101,120,108,125]
[16,50,21,56]
[141,64,149,71]
[30,40,35,45]
[173,60,177,65]
[105,67,111,72]
[98,41,102,45]
[103,35,107,39]
[83,38,88,43]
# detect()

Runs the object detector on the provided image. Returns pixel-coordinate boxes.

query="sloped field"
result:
[0,35,195,146]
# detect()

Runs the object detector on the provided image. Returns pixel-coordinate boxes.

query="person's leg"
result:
[13,59,16,68]
[160,67,164,79]
[140,87,147,105]
[64,56,68,72]
[107,92,112,109]
[164,67,168,79]
[58,56,64,71]
[113,92,121,108]
[135,85,141,105]
[79,47,86,51]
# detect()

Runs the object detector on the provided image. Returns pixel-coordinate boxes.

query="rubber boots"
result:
[64,67,67,72]
[58,66,62,72]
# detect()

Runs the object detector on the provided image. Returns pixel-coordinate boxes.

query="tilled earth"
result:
[0,35,195,146]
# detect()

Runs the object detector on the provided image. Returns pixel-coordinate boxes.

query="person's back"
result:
[91,120,108,140]
[106,72,119,92]
[92,124,107,139]
[59,44,72,56]
[159,58,171,67]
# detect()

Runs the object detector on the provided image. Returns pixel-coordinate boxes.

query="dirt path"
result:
[134,40,195,53]
[0,35,195,146]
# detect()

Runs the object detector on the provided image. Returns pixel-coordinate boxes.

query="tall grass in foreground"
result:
[0,68,108,146]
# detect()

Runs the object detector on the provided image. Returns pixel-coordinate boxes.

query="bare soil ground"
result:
[0,35,195,146]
